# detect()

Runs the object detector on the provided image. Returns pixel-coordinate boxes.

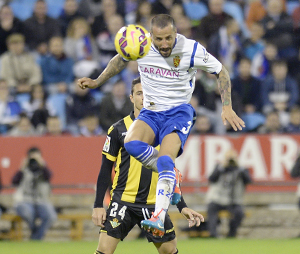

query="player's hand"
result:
[30,152,46,166]
[181,208,204,227]
[92,207,106,227]
[221,105,245,131]
[77,77,98,89]
[20,157,28,171]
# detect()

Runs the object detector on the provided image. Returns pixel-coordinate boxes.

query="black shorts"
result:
[101,199,176,243]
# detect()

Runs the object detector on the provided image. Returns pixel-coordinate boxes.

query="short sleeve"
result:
[102,125,120,162]
[192,42,222,74]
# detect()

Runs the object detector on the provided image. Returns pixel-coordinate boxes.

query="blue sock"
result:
[157,156,175,182]
[124,140,158,171]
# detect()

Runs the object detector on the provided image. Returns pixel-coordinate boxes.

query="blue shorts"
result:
[137,104,196,156]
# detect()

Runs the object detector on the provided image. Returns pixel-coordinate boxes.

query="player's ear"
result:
[173,25,177,34]
[129,94,134,103]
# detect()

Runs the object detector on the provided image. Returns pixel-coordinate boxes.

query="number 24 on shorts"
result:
[109,202,127,220]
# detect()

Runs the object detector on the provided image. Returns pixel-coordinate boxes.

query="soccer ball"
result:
[114,24,151,61]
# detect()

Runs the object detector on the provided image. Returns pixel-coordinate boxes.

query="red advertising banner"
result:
[0,137,103,193]
[176,134,299,192]
[0,135,299,193]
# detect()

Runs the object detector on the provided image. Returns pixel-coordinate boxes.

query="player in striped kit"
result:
[93,77,203,254]
[78,14,245,237]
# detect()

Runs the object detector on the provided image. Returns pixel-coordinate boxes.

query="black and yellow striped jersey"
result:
[102,111,158,206]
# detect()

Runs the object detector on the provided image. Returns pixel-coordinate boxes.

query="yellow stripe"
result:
[109,116,132,193]
[107,125,114,135]
[120,115,159,204]
[165,227,174,234]
[147,171,158,204]
[121,115,142,203]
[123,115,133,130]
[121,158,142,203]
[111,149,121,193]
[102,152,117,162]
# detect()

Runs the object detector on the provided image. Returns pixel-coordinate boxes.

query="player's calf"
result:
[152,156,176,225]
[157,156,176,204]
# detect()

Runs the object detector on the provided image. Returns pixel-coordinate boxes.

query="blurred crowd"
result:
[0,0,299,136]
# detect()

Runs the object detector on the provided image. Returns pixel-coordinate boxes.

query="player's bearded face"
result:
[151,24,176,58]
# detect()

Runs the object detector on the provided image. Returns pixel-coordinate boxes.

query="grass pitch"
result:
[0,238,299,254]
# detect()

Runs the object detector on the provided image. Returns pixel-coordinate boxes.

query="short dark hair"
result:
[83,113,98,119]
[290,106,300,114]
[224,18,236,28]
[267,110,279,118]
[36,0,45,4]
[239,57,251,64]
[271,59,287,68]
[29,84,47,104]
[265,40,277,48]
[131,77,141,95]
[151,14,175,32]
[27,146,41,155]
[113,79,125,86]
[47,115,59,121]
[19,112,28,119]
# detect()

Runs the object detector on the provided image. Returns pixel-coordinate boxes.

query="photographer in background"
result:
[0,166,7,218]
[11,147,57,240]
[206,148,252,238]
[0,168,2,218]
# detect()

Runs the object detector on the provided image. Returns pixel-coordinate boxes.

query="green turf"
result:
[0,238,299,254]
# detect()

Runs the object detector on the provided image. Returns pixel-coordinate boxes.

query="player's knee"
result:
[124,140,148,157]
[157,155,174,174]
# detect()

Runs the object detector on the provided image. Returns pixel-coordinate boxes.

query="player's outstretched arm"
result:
[216,66,245,131]
[77,54,129,89]
[181,207,204,227]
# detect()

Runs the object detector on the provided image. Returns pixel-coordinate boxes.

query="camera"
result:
[226,158,238,168]
[28,158,41,172]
